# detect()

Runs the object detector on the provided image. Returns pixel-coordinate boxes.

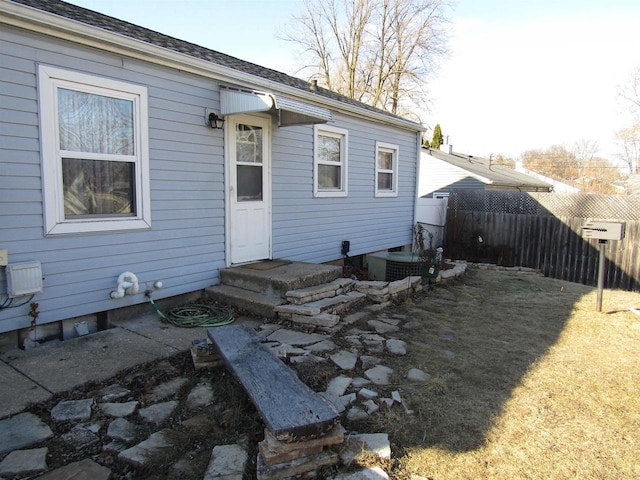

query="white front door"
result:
[227,115,271,264]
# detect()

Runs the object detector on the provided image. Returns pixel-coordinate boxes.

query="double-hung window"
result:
[314,125,348,197]
[375,142,399,197]
[39,65,150,235]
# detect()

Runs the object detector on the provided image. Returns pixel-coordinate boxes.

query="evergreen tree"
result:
[431,124,444,149]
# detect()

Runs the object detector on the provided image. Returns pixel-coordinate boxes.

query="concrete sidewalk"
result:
[0,313,245,419]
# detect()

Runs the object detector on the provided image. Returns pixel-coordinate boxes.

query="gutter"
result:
[0,0,424,133]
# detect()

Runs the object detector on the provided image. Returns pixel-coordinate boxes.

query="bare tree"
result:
[281,0,451,117]
[615,125,640,175]
[523,145,579,183]
[583,157,624,194]
[618,65,640,121]
[572,138,599,188]
[523,144,623,193]
[616,66,640,176]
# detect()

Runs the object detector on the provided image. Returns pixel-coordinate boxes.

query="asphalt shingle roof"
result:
[424,147,552,191]
[10,0,421,129]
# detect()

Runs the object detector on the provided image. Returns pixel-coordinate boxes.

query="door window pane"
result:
[236,124,263,164]
[237,165,263,201]
[62,158,135,216]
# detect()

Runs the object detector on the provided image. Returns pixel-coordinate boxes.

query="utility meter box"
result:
[582,221,625,241]
[6,261,43,298]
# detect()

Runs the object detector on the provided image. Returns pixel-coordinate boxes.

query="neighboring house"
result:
[0,0,424,337]
[415,146,551,249]
[418,146,552,198]
[515,160,581,193]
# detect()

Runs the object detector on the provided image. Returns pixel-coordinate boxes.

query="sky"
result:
[65,0,640,164]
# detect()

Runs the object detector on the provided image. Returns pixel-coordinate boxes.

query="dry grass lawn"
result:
[376,268,640,480]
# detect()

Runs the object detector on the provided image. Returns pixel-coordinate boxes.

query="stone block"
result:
[258,441,323,466]
[51,399,94,422]
[325,375,353,397]
[186,383,215,410]
[364,365,394,385]
[358,388,378,399]
[346,406,368,421]
[386,339,407,355]
[362,399,379,414]
[275,304,322,316]
[332,466,390,479]
[290,312,340,328]
[190,346,224,369]
[330,350,358,370]
[118,429,182,468]
[355,281,388,292]
[340,433,391,465]
[387,279,411,295]
[100,401,138,417]
[36,459,111,480]
[107,418,138,442]
[407,368,430,382]
[138,401,178,426]
[203,444,248,480]
[0,448,48,476]
[262,424,344,454]
[367,320,399,334]
[256,450,339,480]
[0,413,53,454]
[305,339,338,352]
[148,377,188,402]
[368,294,391,303]
[286,279,353,305]
[266,329,328,347]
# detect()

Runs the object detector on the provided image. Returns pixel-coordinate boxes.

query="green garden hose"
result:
[147,295,235,328]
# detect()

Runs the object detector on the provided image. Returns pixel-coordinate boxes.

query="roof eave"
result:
[0,0,424,132]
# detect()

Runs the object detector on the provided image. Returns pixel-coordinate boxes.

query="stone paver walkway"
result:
[0,264,470,479]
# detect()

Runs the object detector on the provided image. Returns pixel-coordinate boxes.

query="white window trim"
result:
[375,141,399,197]
[38,65,151,235]
[314,124,348,198]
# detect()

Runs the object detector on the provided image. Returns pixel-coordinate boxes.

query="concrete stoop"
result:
[219,261,343,297]
[206,261,347,321]
[205,284,287,319]
[205,260,468,329]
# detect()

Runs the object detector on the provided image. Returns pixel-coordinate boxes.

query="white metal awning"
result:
[220,89,331,126]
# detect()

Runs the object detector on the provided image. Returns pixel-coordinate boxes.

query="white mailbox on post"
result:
[581,221,626,312]
[581,221,625,241]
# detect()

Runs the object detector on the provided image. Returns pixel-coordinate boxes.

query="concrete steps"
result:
[219,262,342,298]
[204,284,287,319]
[205,261,346,321]
[205,260,466,327]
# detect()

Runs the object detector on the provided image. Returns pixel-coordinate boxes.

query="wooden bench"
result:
[207,324,339,442]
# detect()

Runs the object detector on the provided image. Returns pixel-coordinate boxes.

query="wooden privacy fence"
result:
[444,191,640,292]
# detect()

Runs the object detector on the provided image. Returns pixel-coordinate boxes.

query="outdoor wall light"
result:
[208,112,225,129]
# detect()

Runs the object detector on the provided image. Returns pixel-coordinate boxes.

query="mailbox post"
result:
[581,221,626,312]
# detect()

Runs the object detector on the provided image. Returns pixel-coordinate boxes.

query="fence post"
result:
[596,240,607,312]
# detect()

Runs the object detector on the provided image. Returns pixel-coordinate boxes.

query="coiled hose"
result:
[147,295,235,328]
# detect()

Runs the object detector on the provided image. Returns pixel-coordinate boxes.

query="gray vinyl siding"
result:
[0,25,225,333]
[1,21,421,334]
[271,113,418,263]
[418,154,486,197]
